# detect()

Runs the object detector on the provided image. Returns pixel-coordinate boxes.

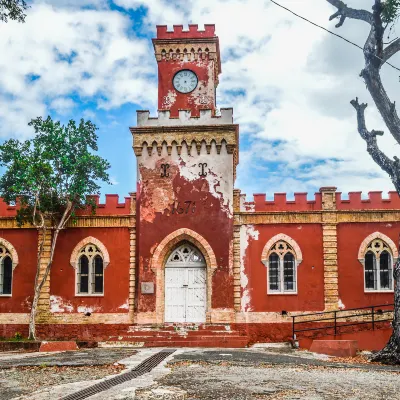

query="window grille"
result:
[267,240,298,294]
[0,246,13,295]
[363,239,394,291]
[77,244,104,295]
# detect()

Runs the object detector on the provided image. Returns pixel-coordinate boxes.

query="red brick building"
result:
[0,25,396,348]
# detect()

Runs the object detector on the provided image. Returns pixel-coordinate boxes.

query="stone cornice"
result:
[235,209,400,225]
[130,124,238,135]
[0,215,134,229]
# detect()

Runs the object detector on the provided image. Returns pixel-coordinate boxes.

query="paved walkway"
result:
[0,347,399,399]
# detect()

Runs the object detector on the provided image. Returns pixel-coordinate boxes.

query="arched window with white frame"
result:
[263,238,301,294]
[77,245,104,295]
[0,239,18,296]
[362,238,394,291]
[70,237,110,297]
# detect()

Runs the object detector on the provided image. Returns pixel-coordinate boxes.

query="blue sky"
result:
[1,0,399,202]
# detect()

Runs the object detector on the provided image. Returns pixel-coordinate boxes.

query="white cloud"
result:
[50,97,75,114]
[1,0,399,195]
[0,2,156,138]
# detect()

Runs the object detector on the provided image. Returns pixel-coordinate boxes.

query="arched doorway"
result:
[164,242,207,323]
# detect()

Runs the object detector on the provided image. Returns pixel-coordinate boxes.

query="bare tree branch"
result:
[326,0,373,26]
[351,98,400,192]
[382,37,400,64]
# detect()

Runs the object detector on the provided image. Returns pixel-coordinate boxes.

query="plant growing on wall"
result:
[326,0,400,364]
[0,116,110,340]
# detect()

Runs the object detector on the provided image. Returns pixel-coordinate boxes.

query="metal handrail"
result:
[292,303,394,340]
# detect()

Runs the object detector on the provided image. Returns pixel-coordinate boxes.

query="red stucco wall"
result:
[242,224,324,312]
[0,229,38,313]
[50,227,130,314]
[337,223,396,309]
[157,60,215,117]
[137,169,233,313]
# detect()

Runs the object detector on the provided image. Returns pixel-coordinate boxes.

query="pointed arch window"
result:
[266,241,298,294]
[76,244,104,295]
[363,239,393,291]
[0,246,13,295]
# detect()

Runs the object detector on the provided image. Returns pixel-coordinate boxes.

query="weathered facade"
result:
[0,25,396,347]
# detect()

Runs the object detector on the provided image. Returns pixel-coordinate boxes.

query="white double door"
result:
[165,266,206,323]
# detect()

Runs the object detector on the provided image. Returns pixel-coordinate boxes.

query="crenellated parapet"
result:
[137,109,233,127]
[152,24,221,83]
[130,109,239,166]
[0,194,136,219]
[75,194,133,216]
[238,188,400,212]
[156,24,216,39]
[336,191,400,210]
[240,193,323,212]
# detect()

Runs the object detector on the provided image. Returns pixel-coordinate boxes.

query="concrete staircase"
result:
[101,324,249,348]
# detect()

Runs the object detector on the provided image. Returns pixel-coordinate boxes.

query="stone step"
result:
[115,329,242,337]
[107,335,247,342]
[99,338,248,348]
[128,324,232,332]
[143,339,248,348]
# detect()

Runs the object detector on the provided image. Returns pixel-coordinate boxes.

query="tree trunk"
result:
[371,254,400,364]
[28,226,47,340]
[28,204,73,340]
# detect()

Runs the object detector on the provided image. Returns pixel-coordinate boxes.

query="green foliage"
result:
[0,116,111,227]
[0,0,29,23]
[13,332,22,340]
[382,0,400,23]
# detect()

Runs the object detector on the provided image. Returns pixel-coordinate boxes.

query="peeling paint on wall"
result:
[118,300,129,310]
[77,305,102,313]
[50,295,73,313]
[240,225,259,312]
[162,90,177,109]
[338,299,345,309]
[138,141,233,223]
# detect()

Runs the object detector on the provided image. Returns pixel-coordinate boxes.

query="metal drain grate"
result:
[62,349,176,400]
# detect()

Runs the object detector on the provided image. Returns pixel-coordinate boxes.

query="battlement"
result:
[336,191,400,210]
[0,195,134,219]
[239,189,400,212]
[136,109,233,127]
[156,24,216,39]
[76,195,132,216]
[241,193,322,212]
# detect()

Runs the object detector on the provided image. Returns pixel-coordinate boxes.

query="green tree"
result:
[326,0,400,364]
[0,0,29,23]
[0,116,110,339]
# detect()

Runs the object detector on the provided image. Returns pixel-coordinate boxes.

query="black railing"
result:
[292,303,394,340]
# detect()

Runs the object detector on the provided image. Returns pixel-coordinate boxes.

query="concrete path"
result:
[0,347,399,400]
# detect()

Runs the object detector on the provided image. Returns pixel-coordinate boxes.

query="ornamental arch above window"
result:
[0,238,19,296]
[70,237,110,296]
[261,234,303,295]
[358,233,397,292]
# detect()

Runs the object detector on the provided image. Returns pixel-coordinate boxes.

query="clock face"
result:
[173,70,198,93]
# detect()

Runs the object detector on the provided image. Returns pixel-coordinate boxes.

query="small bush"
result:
[14,332,23,341]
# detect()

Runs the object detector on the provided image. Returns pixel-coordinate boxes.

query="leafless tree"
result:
[326,0,400,364]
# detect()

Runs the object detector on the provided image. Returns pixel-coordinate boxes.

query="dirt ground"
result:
[152,359,400,400]
[1,348,400,400]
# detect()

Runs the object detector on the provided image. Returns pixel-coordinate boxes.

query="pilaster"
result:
[320,187,339,311]
[129,192,136,322]
[36,228,52,322]
[233,189,242,311]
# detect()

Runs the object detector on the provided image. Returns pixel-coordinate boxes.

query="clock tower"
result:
[131,24,239,325]
[153,24,221,117]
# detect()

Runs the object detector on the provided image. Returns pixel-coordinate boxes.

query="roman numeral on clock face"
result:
[173,70,198,93]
